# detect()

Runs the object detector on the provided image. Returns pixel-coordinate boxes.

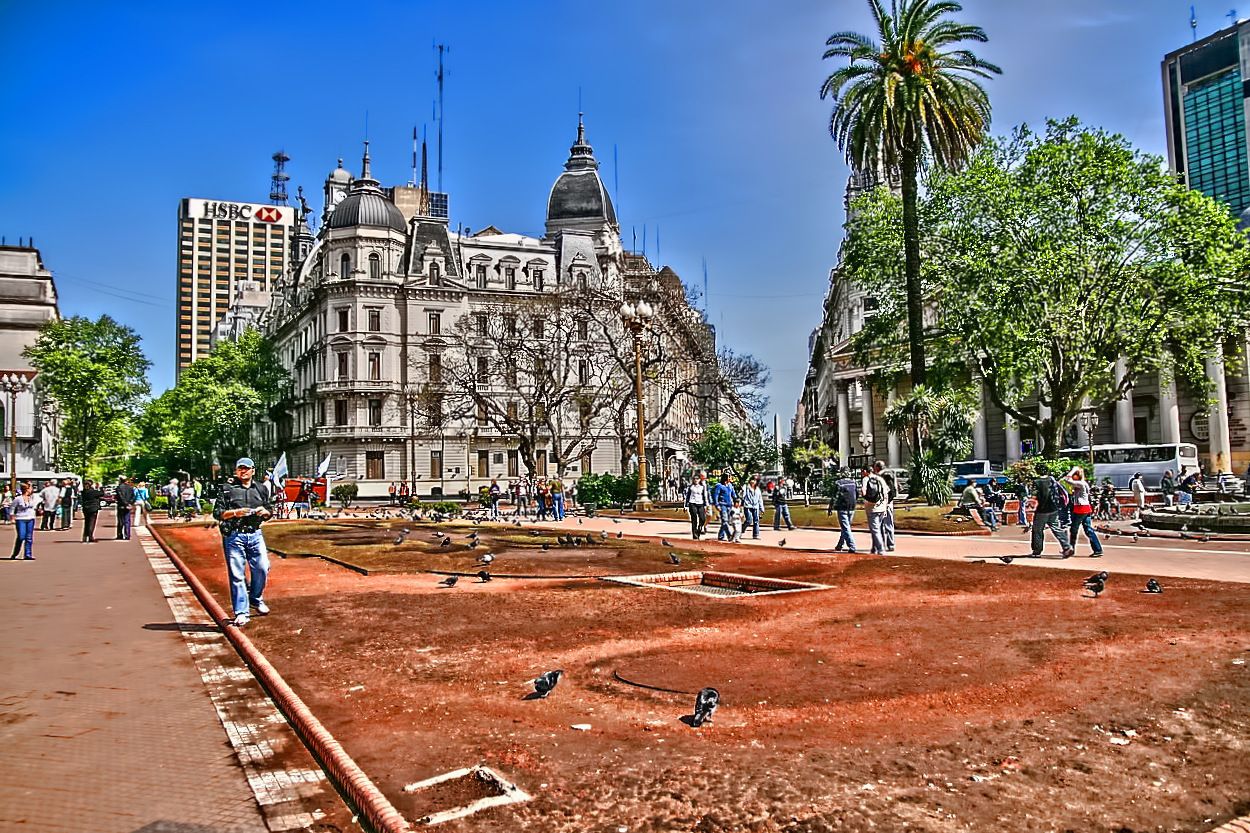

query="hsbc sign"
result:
[190,199,287,223]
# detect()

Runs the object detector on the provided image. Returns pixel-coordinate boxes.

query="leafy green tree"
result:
[688,423,777,479]
[23,315,150,475]
[138,329,289,475]
[822,0,1001,386]
[846,119,1250,453]
[790,440,835,505]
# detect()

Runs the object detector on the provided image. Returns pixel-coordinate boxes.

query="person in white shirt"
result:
[684,472,710,540]
[1129,472,1148,516]
[38,480,61,531]
[860,465,891,554]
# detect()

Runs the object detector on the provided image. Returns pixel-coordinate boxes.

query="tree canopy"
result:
[688,422,777,478]
[822,0,1000,385]
[23,315,150,475]
[844,118,1250,453]
[138,329,289,476]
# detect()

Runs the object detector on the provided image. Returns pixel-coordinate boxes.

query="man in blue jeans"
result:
[1029,463,1074,558]
[213,458,273,627]
[711,473,737,541]
[830,472,858,552]
[771,479,795,531]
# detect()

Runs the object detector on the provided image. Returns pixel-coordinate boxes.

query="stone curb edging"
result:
[147,527,413,833]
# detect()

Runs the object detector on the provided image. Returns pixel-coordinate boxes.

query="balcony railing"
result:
[315,379,396,393]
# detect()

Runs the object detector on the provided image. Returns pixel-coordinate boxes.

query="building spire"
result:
[361,140,372,181]
[565,114,598,171]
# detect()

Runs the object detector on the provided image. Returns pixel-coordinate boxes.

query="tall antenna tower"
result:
[435,43,448,192]
[270,150,290,205]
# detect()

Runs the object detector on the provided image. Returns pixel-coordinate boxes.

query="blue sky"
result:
[0,0,1228,435]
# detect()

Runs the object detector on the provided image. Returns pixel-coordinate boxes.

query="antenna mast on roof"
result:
[435,42,448,192]
[1192,5,1198,40]
[270,150,290,205]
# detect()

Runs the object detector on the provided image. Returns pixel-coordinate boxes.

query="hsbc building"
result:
[176,198,294,374]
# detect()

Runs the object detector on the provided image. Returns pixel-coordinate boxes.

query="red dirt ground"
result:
[157,518,1250,833]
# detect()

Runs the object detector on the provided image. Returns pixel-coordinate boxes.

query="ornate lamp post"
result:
[1,373,32,495]
[858,431,874,460]
[404,385,420,496]
[620,300,654,509]
[1076,410,1100,471]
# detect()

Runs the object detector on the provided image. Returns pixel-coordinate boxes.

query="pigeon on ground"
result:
[1083,576,1105,598]
[1145,578,1162,593]
[662,539,673,547]
[468,539,479,548]
[778,538,787,547]
[394,534,406,545]
[999,556,1014,564]
[616,531,623,538]
[477,570,492,582]
[1132,534,1138,543]
[600,530,608,541]
[529,530,541,536]
[479,553,495,565]
[434,530,445,538]
[531,670,563,699]
[1084,571,1109,584]
[541,543,550,551]
[440,537,452,548]
[611,518,620,524]
[668,552,681,565]
[439,576,459,588]
[691,687,720,727]
[578,518,583,524]
[585,534,595,545]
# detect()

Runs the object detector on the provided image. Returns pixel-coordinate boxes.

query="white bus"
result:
[1057,443,1199,489]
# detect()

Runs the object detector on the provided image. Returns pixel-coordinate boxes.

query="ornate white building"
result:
[258,121,745,498]
[0,242,61,475]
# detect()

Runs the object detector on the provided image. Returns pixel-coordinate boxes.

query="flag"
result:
[316,452,332,479]
[272,452,288,490]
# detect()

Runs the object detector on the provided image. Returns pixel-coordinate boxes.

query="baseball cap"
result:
[235,457,256,469]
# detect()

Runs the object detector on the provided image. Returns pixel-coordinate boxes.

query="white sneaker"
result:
[253,600,270,616]
[231,613,250,627]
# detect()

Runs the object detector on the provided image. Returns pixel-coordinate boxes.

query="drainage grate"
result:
[603,570,829,598]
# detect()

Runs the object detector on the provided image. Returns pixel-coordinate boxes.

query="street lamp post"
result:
[1076,410,1100,471]
[620,300,654,509]
[404,385,420,496]
[858,431,874,461]
[1,373,32,495]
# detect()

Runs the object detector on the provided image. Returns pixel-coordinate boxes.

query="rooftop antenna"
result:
[656,225,660,262]
[434,42,448,192]
[1230,8,1239,26]
[411,126,418,186]
[614,143,619,222]
[1192,5,1198,40]
[702,256,709,312]
[269,150,290,205]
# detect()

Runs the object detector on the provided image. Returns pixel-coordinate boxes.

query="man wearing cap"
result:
[213,458,273,627]
[114,475,136,540]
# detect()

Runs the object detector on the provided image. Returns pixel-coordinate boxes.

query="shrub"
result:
[330,483,358,508]
[908,449,953,506]
[577,472,639,506]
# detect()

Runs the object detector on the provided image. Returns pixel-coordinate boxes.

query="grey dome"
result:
[546,118,617,228]
[329,158,352,184]
[327,189,407,233]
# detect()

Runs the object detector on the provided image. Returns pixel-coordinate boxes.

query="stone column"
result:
[972,381,989,460]
[1004,419,1021,463]
[1159,369,1181,444]
[886,388,902,468]
[836,382,851,468]
[1206,352,1233,474]
[859,380,874,461]
[1114,358,1135,443]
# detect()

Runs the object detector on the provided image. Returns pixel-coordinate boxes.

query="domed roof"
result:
[326,189,408,233]
[329,158,352,184]
[326,143,407,233]
[546,118,617,230]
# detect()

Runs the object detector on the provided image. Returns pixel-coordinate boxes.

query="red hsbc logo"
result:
[255,207,282,222]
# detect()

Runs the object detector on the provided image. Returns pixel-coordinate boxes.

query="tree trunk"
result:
[900,146,927,387]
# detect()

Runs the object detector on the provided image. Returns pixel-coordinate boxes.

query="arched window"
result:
[339,253,351,278]
[429,261,441,286]
[369,252,381,279]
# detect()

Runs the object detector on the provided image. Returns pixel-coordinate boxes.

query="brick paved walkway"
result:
[0,514,267,833]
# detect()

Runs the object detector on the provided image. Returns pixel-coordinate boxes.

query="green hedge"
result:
[577,472,638,506]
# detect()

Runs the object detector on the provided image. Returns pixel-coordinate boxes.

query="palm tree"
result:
[821,0,1000,386]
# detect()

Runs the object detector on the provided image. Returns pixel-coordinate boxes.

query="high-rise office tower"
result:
[175,198,294,375]
[1162,22,1250,216]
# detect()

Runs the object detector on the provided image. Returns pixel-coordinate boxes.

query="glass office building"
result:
[1163,23,1250,215]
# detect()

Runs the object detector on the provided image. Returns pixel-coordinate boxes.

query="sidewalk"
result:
[0,511,304,833]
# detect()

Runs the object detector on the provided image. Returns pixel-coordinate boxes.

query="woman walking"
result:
[10,481,37,559]
[1063,467,1103,557]
[80,479,104,543]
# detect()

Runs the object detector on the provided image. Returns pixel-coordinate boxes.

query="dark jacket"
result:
[115,482,136,508]
[213,480,272,534]
[80,488,104,513]
[833,477,858,512]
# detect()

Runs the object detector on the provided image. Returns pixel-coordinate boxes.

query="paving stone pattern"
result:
[0,519,267,832]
